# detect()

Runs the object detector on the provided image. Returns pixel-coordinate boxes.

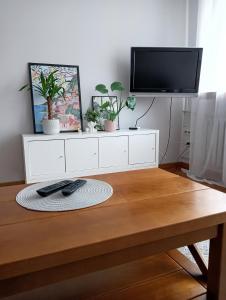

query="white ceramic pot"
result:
[42,119,60,135]
[104,120,116,132]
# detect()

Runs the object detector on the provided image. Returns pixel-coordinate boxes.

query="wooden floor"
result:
[160,163,226,193]
[3,252,207,300]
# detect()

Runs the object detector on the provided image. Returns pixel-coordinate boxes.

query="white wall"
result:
[0,0,187,182]
[187,0,199,47]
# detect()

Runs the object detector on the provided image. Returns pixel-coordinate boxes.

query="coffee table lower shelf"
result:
[2,250,207,300]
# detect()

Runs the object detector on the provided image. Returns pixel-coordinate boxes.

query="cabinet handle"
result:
[58,155,64,159]
[124,150,127,153]
[93,153,97,155]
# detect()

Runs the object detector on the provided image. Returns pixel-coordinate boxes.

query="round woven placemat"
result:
[16,179,113,212]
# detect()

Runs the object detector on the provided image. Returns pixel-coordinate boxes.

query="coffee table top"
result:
[1,168,226,280]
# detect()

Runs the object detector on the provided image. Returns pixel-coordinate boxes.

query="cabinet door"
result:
[129,134,156,164]
[28,140,65,176]
[99,136,128,168]
[65,138,98,172]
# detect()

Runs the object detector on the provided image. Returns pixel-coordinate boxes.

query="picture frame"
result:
[28,63,83,133]
[92,96,120,130]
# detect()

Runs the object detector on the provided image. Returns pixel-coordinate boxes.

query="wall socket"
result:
[184,130,191,134]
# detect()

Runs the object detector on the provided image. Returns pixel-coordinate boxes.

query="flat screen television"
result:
[130,47,203,95]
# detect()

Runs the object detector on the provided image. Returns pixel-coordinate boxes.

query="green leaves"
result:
[99,101,110,110]
[39,72,48,99]
[19,69,67,120]
[108,111,118,121]
[95,82,125,94]
[94,81,136,121]
[111,81,124,92]
[95,84,108,94]
[33,84,46,98]
[23,69,66,101]
[84,108,100,123]
[126,96,136,110]
[18,84,30,91]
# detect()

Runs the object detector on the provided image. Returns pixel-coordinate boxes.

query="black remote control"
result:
[62,179,87,196]
[37,180,74,197]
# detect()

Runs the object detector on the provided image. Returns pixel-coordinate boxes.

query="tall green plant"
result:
[20,70,65,119]
[95,82,136,121]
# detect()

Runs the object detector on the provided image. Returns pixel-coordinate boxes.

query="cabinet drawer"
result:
[28,140,65,176]
[65,138,98,172]
[99,136,128,168]
[129,134,156,164]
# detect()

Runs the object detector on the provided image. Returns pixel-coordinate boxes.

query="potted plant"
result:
[19,70,66,134]
[95,82,136,132]
[84,108,100,132]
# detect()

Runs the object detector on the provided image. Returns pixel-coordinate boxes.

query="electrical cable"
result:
[160,97,173,163]
[134,97,156,128]
[176,145,190,161]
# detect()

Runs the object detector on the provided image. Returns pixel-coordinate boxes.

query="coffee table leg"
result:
[207,223,226,300]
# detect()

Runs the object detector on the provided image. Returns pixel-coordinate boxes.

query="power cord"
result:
[176,144,190,161]
[130,97,156,129]
[160,98,173,163]
[135,97,156,127]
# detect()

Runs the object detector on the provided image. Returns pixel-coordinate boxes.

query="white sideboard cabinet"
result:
[22,129,159,183]
[99,136,128,168]
[66,138,99,172]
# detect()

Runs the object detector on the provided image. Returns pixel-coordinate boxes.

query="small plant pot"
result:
[104,120,116,132]
[87,121,97,133]
[42,119,60,135]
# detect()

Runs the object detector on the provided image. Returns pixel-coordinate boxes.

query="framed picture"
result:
[28,63,83,133]
[92,96,120,130]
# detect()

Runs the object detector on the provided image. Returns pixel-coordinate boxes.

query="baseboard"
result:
[0,180,25,187]
[159,161,189,170]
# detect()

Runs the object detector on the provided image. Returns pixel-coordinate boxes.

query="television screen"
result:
[130,47,202,94]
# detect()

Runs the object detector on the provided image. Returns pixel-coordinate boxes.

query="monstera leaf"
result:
[95,84,108,94]
[111,81,124,92]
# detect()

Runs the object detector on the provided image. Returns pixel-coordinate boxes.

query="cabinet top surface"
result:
[22,129,159,140]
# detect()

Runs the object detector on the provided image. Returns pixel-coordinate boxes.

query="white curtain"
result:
[188,0,226,187]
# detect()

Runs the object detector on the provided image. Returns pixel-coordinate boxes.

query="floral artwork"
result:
[29,63,83,133]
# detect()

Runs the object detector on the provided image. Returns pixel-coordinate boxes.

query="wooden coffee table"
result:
[0,168,226,299]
